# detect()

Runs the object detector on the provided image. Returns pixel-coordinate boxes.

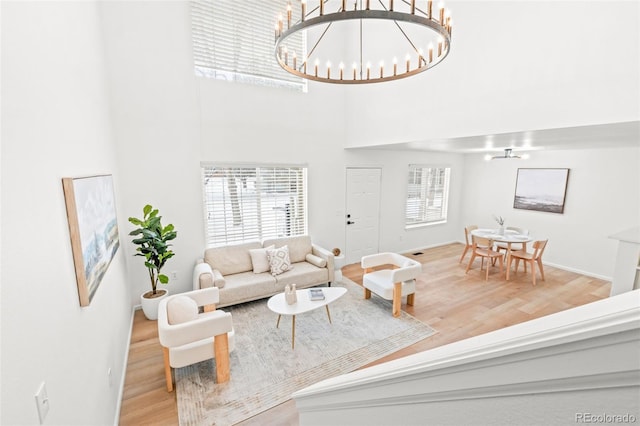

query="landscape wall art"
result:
[513,168,570,214]
[62,174,120,306]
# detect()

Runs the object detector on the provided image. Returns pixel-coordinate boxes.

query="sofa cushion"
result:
[249,245,274,274]
[217,272,278,307]
[267,245,292,276]
[273,261,330,290]
[262,235,312,264]
[204,241,262,276]
[167,296,198,325]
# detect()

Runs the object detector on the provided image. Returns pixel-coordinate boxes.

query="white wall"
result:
[460,147,640,279]
[1,1,131,425]
[99,1,467,302]
[345,1,640,147]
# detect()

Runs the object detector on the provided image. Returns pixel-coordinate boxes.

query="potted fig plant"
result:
[128,204,177,320]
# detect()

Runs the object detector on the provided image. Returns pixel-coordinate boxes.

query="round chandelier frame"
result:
[275,0,453,84]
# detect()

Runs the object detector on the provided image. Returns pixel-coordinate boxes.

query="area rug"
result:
[175,278,436,425]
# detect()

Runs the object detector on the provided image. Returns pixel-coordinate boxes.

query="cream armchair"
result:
[361,252,422,318]
[157,287,235,392]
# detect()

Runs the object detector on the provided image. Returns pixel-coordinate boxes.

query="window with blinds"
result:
[405,165,451,227]
[201,164,308,247]
[190,0,307,91]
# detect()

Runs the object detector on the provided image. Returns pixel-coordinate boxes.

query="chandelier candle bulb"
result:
[315,59,319,76]
[320,0,324,16]
[303,60,307,74]
[439,5,444,24]
[339,62,344,80]
[366,0,370,10]
[352,62,357,79]
[389,0,393,11]
[301,0,306,21]
[406,54,411,72]
[342,0,346,11]
[428,44,433,63]
[366,62,371,79]
[379,61,384,78]
[326,61,331,78]
[293,51,297,69]
[428,0,433,18]
[393,57,397,75]
[438,37,443,56]
[284,47,288,65]
[418,49,424,67]
[287,2,292,28]
[411,0,415,14]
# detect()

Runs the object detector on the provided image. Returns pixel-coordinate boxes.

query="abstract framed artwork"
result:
[62,175,120,306]
[513,168,570,214]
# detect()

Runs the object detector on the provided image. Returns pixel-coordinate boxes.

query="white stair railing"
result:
[294,290,640,425]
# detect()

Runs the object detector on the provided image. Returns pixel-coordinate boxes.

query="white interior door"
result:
[345,168,381,265]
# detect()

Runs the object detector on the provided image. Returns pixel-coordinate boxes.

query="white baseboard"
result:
[113,305,136,426]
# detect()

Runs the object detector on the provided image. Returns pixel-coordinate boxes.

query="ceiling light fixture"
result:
[275,0,453,84]
[487,149,522,160]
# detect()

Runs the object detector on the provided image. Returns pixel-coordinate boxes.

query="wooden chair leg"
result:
[537,258,545,281]
[162,347,173,392]
[214,333,230,383]
[531,260,537,286]
[506,254,512,280]
[465,253,476,274]
[392,282,401,317]
[459,245,469,263]
[364,288,371,299]
[485,257,490,281]
[407,293,415,306]
[498,255,504,277]
[204,304,216,312]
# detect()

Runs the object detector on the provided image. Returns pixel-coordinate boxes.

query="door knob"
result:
[347,221,355,225]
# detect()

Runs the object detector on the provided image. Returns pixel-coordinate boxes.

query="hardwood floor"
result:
[118,243,611,425]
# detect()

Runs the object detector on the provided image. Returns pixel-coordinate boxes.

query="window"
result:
[190,0,307,91]
[405,165,451,227]
[201,164,307,247]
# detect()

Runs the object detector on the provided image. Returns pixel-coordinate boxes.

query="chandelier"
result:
[274,0,453,84]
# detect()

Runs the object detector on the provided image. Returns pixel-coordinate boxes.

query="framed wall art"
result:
[513,168,570,214]
[62,174,120,306]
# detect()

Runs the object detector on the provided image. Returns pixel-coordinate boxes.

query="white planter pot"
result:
[140,289,169,320]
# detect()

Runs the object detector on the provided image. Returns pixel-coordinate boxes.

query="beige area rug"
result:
[175,278,436,425]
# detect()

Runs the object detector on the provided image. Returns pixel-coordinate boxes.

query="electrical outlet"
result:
[170,271,178,281]
[34,382,49,424]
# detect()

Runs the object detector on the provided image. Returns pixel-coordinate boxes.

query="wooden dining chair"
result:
[506,239,548,285]
[459,225,478,263]
[465,235,504,281]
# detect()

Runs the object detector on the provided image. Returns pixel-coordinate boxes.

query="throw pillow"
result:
[249,245,274,274]
[267,245,292,276]
[167,296,198,325]
[305,253,327,268]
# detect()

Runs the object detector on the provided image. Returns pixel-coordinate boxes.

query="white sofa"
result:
[193,235,335,308]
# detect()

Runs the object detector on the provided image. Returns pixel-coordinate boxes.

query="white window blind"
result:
[405,165,451,227]
[191,0,307,91]
[201,164,307,247]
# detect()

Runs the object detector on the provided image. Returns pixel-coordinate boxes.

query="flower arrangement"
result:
[493,215,505,226]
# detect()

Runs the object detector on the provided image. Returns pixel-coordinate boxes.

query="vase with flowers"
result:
[493,215,505,235]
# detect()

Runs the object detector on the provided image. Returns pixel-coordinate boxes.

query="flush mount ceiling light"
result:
[485,149,528,161]
[274,0,453,84]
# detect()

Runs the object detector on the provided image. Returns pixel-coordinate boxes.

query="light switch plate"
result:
[35,382,49,424]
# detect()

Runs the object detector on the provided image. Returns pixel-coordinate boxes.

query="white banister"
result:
[294,290,640,425]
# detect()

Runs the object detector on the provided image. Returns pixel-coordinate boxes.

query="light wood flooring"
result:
[119,243,610,425]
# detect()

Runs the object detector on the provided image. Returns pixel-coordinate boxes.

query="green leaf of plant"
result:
[128,217,143,225]
[143,205,152,216]
[158,274,169,284]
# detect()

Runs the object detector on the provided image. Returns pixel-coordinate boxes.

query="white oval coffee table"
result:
[267,286,347,349]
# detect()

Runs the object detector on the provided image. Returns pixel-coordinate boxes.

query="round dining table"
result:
[470,228,533,279]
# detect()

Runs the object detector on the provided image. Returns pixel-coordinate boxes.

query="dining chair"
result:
[506,239,548,285]
[460,225,481,263]
[495,226,529,255]
[465,235,504,281]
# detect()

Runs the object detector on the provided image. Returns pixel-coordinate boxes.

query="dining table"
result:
[470,228,533,279]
